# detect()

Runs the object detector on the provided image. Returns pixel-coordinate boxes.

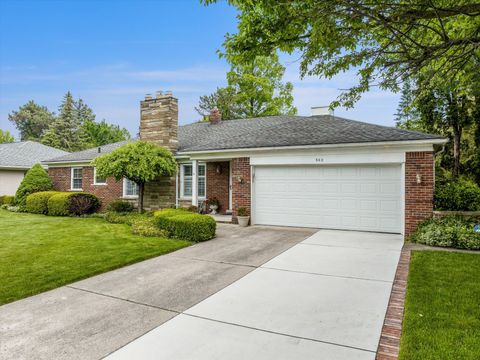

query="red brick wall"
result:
[405,152,434,237]
[48,166,124,210]
[232,157,251,223]
[206,161,230,214]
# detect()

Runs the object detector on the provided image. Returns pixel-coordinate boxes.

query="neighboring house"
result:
[44,92,447,237]
[0,141,68,196]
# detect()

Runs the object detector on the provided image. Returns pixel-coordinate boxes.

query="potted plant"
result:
[209,197,220,215]
[237,207,250,227]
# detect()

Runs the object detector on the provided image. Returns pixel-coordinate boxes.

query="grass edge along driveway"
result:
[0,210,191,305]
[399,250,480,360]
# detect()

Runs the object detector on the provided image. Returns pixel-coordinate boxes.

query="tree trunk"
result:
[452,125,461,178]
[138,182,145,213]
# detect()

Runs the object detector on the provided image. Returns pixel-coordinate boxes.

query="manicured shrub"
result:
[410,216,480,250]
[0,195,15,205]
[107,199,134,213]
[434,178,480,211]
[14,164,53,208]
[154,209,216,242]
[131,218,168,237]
[26,191,60,214]
[105,211,143,225]
[48,192,100,216]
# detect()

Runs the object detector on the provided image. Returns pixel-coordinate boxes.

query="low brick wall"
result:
[433,210,480,219]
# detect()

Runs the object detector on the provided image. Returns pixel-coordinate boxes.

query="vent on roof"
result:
[311,106,333,116]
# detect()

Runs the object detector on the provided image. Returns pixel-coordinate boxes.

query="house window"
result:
[93,167,107,185]
[123,178,139,197]
[71,167,83,190]
[181,163,206,198]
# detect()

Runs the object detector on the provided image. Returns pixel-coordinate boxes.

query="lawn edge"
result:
[375,245,411,360]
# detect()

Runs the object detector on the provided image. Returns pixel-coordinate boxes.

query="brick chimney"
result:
[209,107,221,125]
[140,91,178,151]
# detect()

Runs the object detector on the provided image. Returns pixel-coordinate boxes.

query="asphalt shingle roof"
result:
[44,140,132,163]
[178,115,443,152]
[0,141,69,169]
[45,115,443,163]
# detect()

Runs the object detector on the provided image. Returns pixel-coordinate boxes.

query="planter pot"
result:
[209,204,218,215]
[237,216,250,227]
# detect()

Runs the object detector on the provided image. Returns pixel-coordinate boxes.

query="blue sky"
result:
[0,0,400,139]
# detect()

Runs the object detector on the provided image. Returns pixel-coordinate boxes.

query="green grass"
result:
[399,251,480,360]
[0,210,191,305]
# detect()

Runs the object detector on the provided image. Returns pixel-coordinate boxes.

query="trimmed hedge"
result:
[154,208,216,242]
[15,164,53,208]
[0,195,14,205]
[131,218,169,237]
[26,191,60,214]
[48,192,101,216]
[410,216,480,250]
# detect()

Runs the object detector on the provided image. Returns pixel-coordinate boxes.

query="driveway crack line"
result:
[260,266,394,283]
[182,313,376,354]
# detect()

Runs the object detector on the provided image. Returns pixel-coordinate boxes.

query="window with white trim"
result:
[93,167,107,185]
[123,178,139,197]
[71,167,83,190]
[180,163,206,198]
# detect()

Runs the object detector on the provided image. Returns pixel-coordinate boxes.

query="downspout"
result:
[175,168,179,208]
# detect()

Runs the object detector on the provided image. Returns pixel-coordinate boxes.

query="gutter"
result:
[177,138,449,156]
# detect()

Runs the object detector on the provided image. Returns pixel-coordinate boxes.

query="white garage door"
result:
[253,164,402,233]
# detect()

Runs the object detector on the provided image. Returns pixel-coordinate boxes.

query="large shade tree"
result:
[93,141,177,212]
[204,0,480,107]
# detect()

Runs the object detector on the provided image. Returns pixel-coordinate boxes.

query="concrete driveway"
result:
[106,229,403,360]
[0,224,315,360]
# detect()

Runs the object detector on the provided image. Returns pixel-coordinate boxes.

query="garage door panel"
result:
[253,165,402,233]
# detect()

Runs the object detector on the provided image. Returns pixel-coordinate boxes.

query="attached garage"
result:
[252,164,403,233]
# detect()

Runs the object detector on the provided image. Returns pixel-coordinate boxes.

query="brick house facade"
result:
[44,92,445,237]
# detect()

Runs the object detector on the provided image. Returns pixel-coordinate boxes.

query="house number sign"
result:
[315,158,325,163]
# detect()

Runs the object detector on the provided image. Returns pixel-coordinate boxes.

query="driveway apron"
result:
[107,229,403,360]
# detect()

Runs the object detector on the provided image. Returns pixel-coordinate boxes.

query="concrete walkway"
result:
[106,229,403,360]
[0,224,315,360]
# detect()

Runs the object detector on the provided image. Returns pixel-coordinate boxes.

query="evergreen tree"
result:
[395,80,420,130]
[41,92,83,151]
[8,100,55,141]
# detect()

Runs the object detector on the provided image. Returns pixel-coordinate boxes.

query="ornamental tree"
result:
[93,141,177,212]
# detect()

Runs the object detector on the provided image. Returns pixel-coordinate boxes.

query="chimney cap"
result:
[311,106,333,116]
[209,107,222,125]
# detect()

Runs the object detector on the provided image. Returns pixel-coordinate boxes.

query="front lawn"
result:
[399,251,480,360]
[0,210,191,305]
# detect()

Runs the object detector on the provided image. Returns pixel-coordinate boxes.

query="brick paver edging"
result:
[376,247,411,360]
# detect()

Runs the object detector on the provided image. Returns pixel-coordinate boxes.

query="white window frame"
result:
[70,167,83,191]
[180,162,206,200]
[122,178,139,198]
[93,167,107,185]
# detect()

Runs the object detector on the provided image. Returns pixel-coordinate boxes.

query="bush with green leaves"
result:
[107,199,134,213]
[26,191,60,214]
[131,218,169,237]
[105,211,144,225]
[154,208,216,242]
[0,196,15,205]
[410,216,480,250]
[14,164,53,208]
[48,192,100,216]
[434,178,480,211]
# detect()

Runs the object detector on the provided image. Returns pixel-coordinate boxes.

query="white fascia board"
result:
[180,139,445,161]
[0,165,30,171]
